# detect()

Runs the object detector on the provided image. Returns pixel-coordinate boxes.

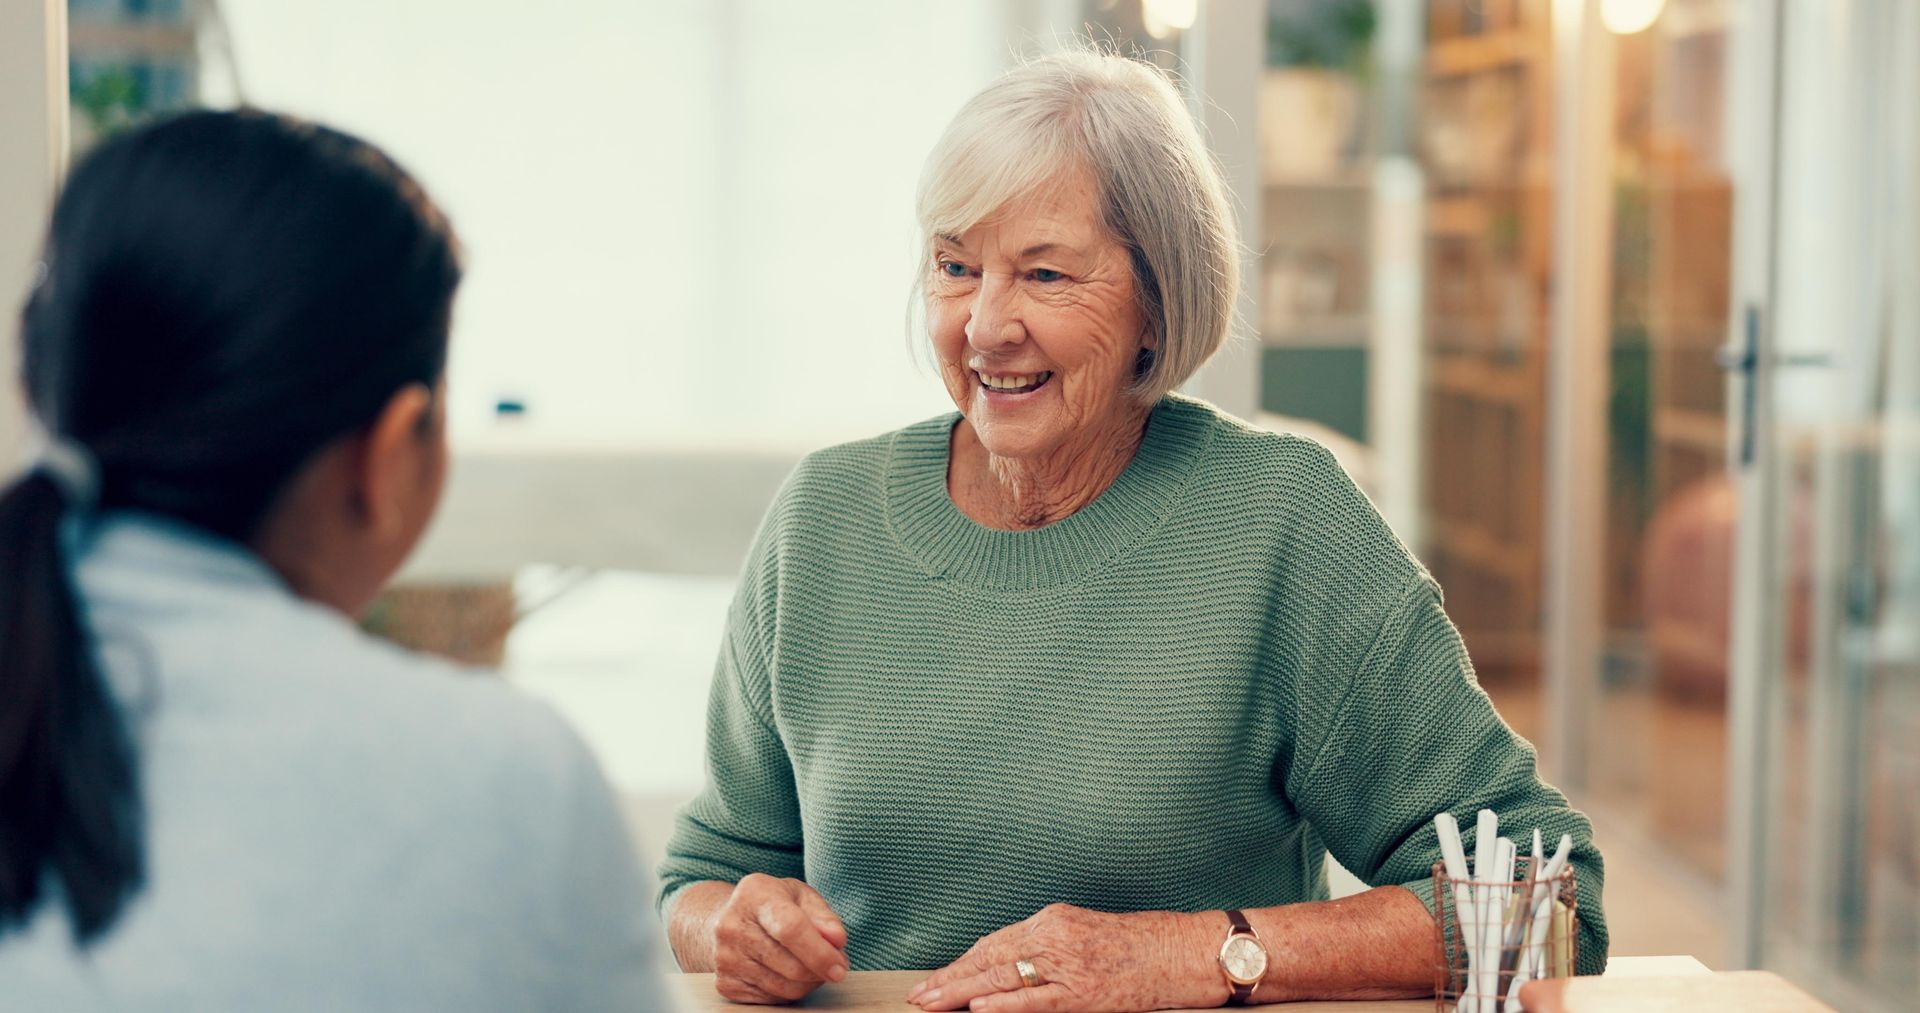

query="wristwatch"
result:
[1216,909,1268,1006]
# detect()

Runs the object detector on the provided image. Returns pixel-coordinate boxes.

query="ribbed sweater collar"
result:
[884,394,1218,592]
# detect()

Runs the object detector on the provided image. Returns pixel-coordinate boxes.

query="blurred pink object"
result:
[1641,476,1738,704]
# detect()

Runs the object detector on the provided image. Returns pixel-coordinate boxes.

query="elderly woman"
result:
[660,51,1607,1009]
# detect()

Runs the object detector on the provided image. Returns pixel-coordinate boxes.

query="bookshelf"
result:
[1256,5,1378,445]
[1418,0,1556,677]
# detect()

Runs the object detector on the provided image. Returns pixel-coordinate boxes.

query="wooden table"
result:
[673,958,1833,1011]
[671,970,1420,1011]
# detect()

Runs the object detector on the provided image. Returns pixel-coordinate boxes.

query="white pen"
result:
[1496,861,1537,1011]
[1471,811,1498,1011]
[1433,813,1480,1013]
[1506,828,1545,1000]
[1484,836,1515,1009]
[1526,834,1574,982]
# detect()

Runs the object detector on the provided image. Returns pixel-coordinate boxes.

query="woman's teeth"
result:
[979,371,1052,393]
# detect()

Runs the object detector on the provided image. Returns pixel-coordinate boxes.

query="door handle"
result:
[1715,307,1835,467]
[1721,306,1763,467]
[1714,343,1833,373]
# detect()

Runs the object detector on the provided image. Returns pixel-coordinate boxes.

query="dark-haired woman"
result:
[0,110,670,1009]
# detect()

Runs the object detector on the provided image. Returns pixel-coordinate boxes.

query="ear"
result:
[354,383,438,539]
[1134,321,1161,380]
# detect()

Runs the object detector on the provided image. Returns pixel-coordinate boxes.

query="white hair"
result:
[913,48,1241,402]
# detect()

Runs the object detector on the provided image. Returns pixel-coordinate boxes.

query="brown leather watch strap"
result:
[1225,909,1257,1006]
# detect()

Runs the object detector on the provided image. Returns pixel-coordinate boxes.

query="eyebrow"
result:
[933,235,1080,260]
[1019,242,1075,259]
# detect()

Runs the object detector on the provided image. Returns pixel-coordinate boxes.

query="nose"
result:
[964,272,1026,353]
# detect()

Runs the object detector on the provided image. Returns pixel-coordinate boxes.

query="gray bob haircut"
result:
[914,49,1241,403]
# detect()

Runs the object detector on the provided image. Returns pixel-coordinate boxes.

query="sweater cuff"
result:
[1394,875,1450,991]
[658,882,693,926]
[657,882,700,971]
[1395,875,1446,941]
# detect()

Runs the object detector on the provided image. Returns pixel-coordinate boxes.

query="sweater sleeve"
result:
[654,621,806,918]
[1284,580,1610,975]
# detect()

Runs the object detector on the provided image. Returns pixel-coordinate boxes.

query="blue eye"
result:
[1032,268,1065,283]
[939,260,969,278]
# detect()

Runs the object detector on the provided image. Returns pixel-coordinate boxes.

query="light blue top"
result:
[0,512,676,1011]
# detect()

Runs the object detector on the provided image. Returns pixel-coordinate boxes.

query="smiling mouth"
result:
[976,370,1053,395]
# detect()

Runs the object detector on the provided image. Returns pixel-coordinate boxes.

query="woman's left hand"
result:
[906,904,1225,1012]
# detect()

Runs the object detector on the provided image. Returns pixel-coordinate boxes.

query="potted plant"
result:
[1261,0,1377,181]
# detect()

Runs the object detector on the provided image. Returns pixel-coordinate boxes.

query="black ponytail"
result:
[0,472,142,943]
[0,109,461,945]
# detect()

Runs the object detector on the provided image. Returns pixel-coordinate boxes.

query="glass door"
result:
[1574,0,1739,894]
[1732,0,1920,1007]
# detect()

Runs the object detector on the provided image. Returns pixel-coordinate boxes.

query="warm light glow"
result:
[1600,0,1667,34]
[1141,0,1198,38]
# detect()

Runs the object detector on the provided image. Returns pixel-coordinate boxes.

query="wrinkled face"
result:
[925,173,1152,463]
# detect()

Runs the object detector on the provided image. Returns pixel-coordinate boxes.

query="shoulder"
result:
[256,607,602,803]
[1166,395,1370,517]
[1166,396,1433,590]
[351,625,590,764]
[320,630,624,864]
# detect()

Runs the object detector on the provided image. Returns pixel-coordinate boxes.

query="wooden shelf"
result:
[1427,355,1537,405]
[1427,195,1492,239]
[1265,173,1373,193]
[1264,314,1369,347]
[1454,629,1541,672]
[1662,4,1731,40]
[1426,31,1535,78]
[1418,1,1554,682]
[1653,407,1727,454]
[69,20,196,55]
[1429,175,1554,196]
[1429,518,1538,583]
[1645,318,1728,346]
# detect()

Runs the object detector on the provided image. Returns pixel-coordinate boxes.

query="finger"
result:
[723,950,820,1004]
[791,883,849,950]
[716,911,809,983]
[913,960,1029,1011]
[910,931,1012,1000]
[736,923,819,988]
[970,983,1074,1013]
[713,970,788,1007]
[910,954,985,1000]
[756,895,848,983]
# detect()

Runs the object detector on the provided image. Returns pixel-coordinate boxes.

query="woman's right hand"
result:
[709,873,850,1004]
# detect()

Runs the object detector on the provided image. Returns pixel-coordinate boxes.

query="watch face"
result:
[1221,935,1268,983]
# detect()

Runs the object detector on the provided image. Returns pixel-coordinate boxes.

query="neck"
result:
[246,461,385,618]
[950,406,1151,530]
[251,514,365,617]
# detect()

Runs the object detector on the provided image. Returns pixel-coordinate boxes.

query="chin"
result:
[969,416,1063,462]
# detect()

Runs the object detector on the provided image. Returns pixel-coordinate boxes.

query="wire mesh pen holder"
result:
[1430,860,1578,1013]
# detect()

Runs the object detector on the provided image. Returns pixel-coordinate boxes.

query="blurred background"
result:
[1,1,1915,1009]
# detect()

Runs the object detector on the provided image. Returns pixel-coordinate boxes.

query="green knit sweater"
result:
[658,395,1608,975]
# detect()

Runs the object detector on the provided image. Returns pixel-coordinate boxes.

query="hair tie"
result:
[35,434,101,512]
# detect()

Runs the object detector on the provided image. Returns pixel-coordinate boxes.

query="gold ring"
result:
[1015,959,1042,989]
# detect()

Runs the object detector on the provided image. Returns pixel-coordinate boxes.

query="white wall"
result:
[1179,0,1262,421]
[209,0,990,455]
[0,0,65,470]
